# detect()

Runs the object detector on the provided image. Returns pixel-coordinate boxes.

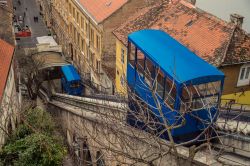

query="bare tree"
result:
[0,93,20,148]
[38,50,250,166]
[56,62,236,166]
[16,49,45,101]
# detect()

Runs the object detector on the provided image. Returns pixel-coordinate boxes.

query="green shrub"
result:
[0,108,66,166]
[24,108,55,135]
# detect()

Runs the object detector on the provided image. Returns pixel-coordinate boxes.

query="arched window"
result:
[96,151,105,166]
[82,143,92,166]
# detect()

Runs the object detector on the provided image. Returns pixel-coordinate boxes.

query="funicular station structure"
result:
[127,29,225,142]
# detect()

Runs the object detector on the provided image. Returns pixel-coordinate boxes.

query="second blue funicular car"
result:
[61,65,83,96]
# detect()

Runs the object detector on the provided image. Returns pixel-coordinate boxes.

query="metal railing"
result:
[80,72,109,94]
[220,99,250,122]
[51,93,127,107]
[83,93,128,103]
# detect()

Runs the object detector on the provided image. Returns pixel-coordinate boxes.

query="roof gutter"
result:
[220,61,250,67]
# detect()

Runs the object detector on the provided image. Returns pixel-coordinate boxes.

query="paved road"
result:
[13,0,48,48]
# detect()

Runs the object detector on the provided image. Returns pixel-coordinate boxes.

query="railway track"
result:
[38,88,250,165]
[51,93,125,109]
[82,93,128,103]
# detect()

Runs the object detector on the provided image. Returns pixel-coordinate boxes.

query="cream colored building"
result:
[39,0,160,92]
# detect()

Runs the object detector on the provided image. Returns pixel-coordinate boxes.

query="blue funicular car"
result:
[126,29,225,143]
[61,65,83,96]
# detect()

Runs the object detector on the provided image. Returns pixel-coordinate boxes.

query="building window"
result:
[81,17,85,31]
[78,33,80,47]
[237,64,250,86]
[90,52,95,66]
[73,8,75,18]
[76,12,79,24]
[121,48,125,64]
[85,22,88,35]
[96,60,101,73]
[120,74,125,86]
[74,28,77,43]
[96,151,105,166]
[86,49,89,60]
[73,28,76,42]
[81,39,85,53]
[70,24,73,34]
[96,35,100,52]
[90,28,94,45]
[69,3,72,14]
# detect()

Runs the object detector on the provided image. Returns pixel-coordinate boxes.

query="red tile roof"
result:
[0,39,14,102]
[223,28,250,65]
[78,0,128,23]
[113,0,250,66]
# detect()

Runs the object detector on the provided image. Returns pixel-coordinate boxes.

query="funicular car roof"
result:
[61,65,81,82]
[128,29,224,85]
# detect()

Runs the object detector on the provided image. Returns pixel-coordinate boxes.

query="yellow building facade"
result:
[115,38,250,104]
[115,40,127,94]
[222,91,250,105]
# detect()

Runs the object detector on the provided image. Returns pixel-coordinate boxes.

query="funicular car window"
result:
[70,82,80,88]
[181,81,221,110]
[156,69,165,98]
[164,77,176,109]
[136,50,145,77]
[144,58,155,86]
[129,43,136,67]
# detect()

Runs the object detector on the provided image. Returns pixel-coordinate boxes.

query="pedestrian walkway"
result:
[13,0,48,48]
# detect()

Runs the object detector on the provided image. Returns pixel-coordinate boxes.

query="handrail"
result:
[220,99,250,112]
[80,73,109,94]
[83,93,128,103]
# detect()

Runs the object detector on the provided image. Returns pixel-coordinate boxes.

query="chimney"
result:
[230,13,244,28]
[187,0,196,5]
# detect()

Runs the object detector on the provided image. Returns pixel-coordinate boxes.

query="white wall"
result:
[0,63,19,148]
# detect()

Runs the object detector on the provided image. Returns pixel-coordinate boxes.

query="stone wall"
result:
[46,93,220,166]
[0,64,19,149]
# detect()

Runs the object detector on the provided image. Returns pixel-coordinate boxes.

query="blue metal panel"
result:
[126,30,225,142]
[127,64,218,139]
[61,65,81,82]
[128,29,224,85]
[61,65,83,96]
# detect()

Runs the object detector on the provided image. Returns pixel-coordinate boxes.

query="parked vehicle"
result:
[126,29,225,143]
[15,25,31,37]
